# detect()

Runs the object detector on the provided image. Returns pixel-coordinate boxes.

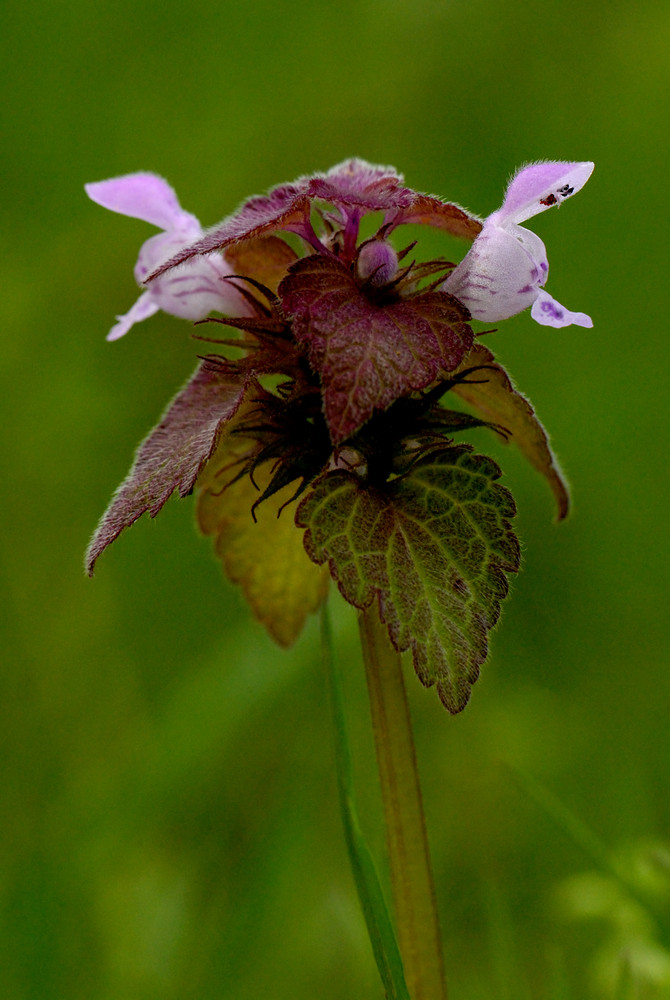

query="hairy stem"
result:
[359,604,447,1000]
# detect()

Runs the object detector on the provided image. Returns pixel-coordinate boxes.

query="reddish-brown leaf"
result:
[307,158,414,212]
[387,193,483,240]
[279,256,474,443]
[148,188,312,281]
[86,362,248,574]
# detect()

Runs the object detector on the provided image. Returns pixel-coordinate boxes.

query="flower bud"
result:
[356,238,399,286]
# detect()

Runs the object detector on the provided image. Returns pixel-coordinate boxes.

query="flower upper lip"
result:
[84,172,248,340]
[443,160,594,329]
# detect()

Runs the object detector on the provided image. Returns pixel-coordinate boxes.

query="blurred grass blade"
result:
[614,952,636,1000]
[321,604,410,1000]
[509,764,670,942]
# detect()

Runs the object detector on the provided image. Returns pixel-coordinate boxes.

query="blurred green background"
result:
[2,0,669,997]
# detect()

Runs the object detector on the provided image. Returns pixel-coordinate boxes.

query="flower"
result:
[443,161,594,328]
[84,172,247,341]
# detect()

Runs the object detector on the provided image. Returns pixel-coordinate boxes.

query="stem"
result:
[321,605,410,1000]
[359,604,448,1000]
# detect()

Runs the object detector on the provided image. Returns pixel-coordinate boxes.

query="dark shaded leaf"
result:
[86,362,248,574]
[149,160,476,282]
[297,447,520,712]
[279,256,474,443]
[225,236,298,294]
[450,343,570,519]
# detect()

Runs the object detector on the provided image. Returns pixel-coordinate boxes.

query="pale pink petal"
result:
[85,173,199,231]
[135,230,248,320]
[495,161,594,226]
[107,291,160,341]
[151,256,247,321]
[443,222,547,322]
[134,229,205,284]
[531,290,593,328]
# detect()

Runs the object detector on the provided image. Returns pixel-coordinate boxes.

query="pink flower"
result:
[85,173,246,341]
[443,161,594,328]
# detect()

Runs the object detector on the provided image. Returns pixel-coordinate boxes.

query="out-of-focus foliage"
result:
[1,1,668,997]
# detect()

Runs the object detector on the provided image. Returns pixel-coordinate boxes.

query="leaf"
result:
[197,429,329,647]
[279,255,473,444]
[149,186,312,281]
[221,235,298,295]
[387,194,483,241]
[450,343,570,519]
[86,362,248,575]
[308,158,414,212]
[298,447,520,712]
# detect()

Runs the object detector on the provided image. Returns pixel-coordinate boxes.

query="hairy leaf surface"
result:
[308,158,413,212]
[279,256,473,443]
[298,447,520,712]
[451,343,570,519]
[86,363,248,574]
[197,428,329,647]
[387,194,483,240]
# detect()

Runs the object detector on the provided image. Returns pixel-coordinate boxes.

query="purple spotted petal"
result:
[531,291,592,329]
[85,173,199,231]
[495,161,594,226]
[443,222,548,322]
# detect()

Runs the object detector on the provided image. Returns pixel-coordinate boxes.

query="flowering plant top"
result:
[86,157,593,711]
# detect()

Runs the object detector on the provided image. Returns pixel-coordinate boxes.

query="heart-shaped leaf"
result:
[279,256,473,443]
[297,446,520,712]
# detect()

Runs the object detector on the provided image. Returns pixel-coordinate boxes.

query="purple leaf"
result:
[306,158,414,212]
[147,186,313,281]
[86,362,249,574]
[147,159,431,282]
[278,255,473,443]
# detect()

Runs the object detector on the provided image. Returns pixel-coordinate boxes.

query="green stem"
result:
[359,604,448,1000]
[321,605,410,1000]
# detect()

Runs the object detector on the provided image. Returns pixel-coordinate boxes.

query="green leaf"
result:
[197,414,329,647]
[298,447,520,712]
[451,343,570,520]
